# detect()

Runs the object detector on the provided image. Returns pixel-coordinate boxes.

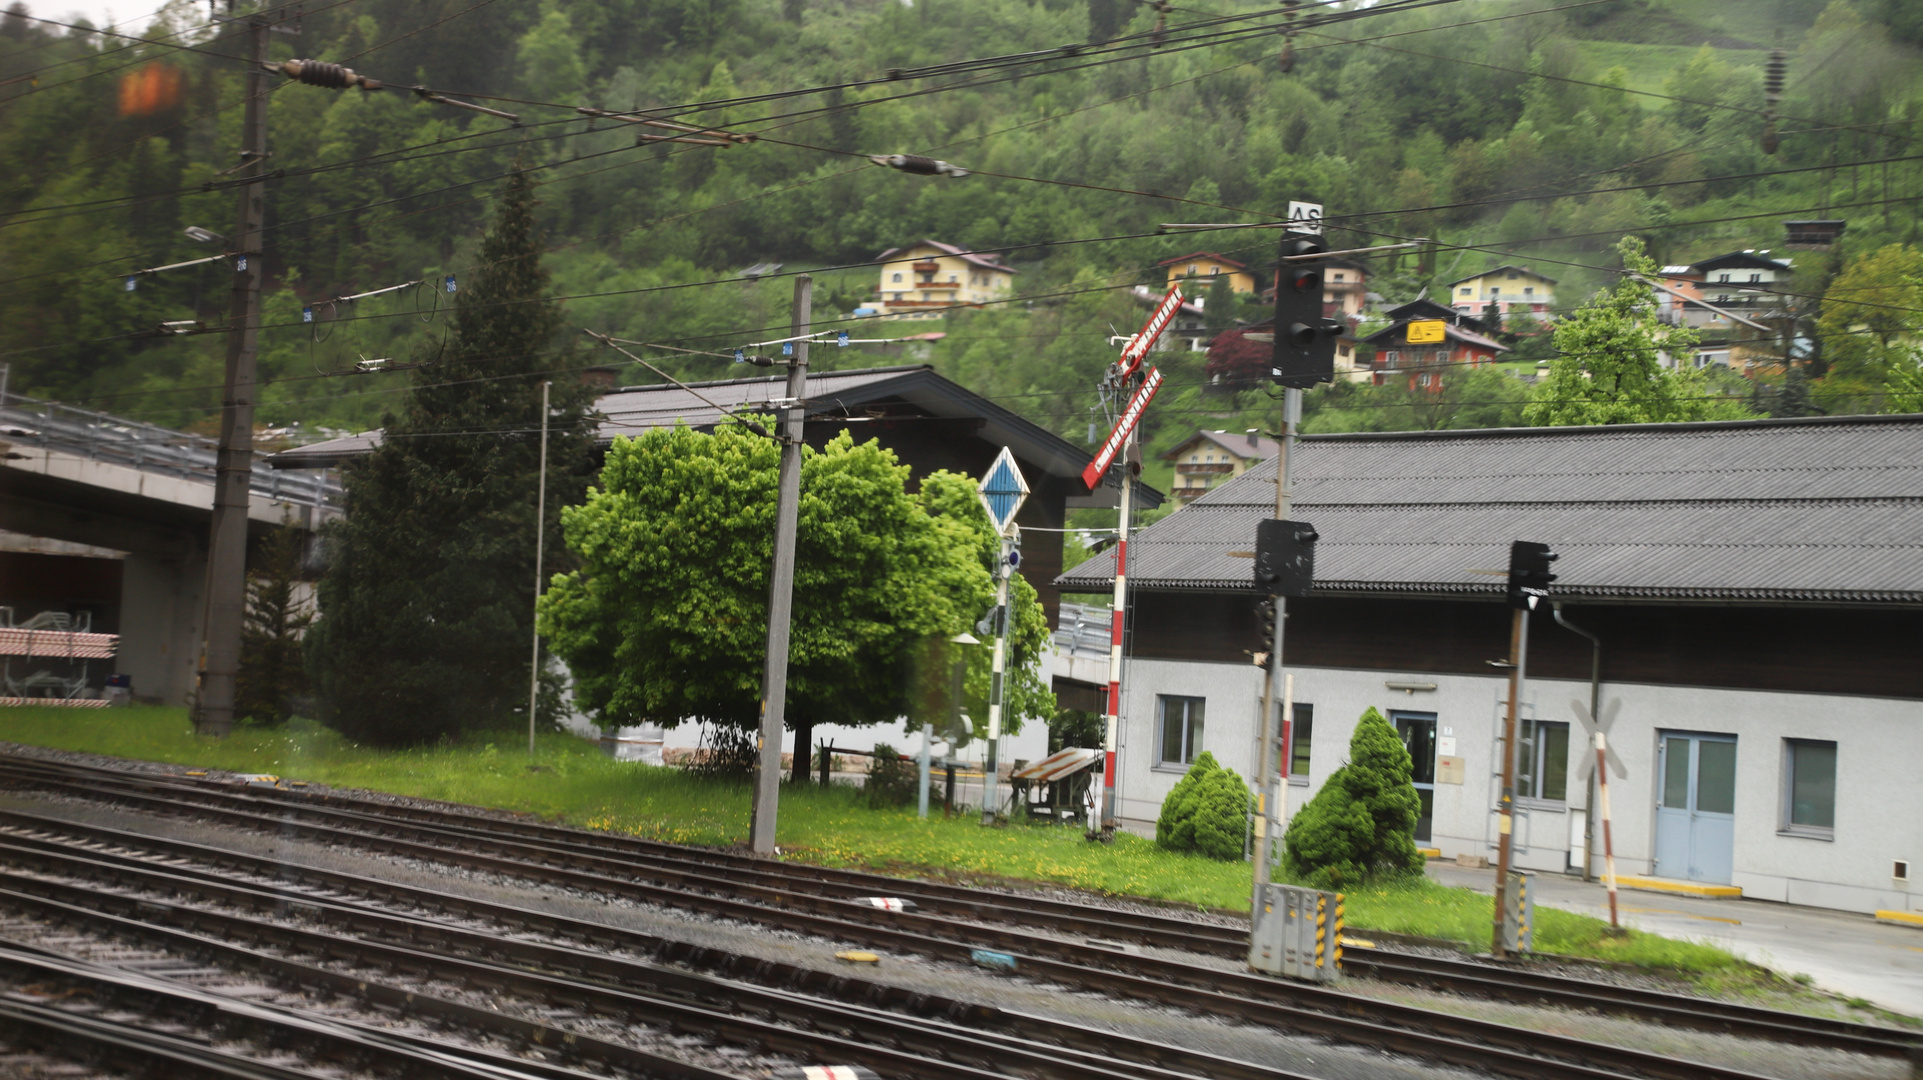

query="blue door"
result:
[1653,733,1736,885]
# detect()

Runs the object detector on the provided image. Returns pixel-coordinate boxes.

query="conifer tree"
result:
[235,522,313,726]
[1281,707,1424,885]
[306,171,597,745]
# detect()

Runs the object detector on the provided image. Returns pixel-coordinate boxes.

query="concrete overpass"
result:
[0,393,340,705]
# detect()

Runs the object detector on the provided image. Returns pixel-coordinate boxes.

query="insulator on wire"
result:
[277,59,382,91]
[1760,46,1786,155]
[1151,0,1170,47]
[869,153,968,178]
[1279,0,1298,71]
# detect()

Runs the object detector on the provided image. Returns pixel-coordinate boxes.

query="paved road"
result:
[1426,862,1923,1018]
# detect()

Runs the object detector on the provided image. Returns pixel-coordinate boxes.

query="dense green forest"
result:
[3,0,1921,492]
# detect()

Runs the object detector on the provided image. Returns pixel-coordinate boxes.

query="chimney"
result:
[1246,428,1259,447]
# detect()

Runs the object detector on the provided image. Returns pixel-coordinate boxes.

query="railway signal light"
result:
[1269,233,1342,389]
[1506,540,1557,611]
[1254,518,1318,597]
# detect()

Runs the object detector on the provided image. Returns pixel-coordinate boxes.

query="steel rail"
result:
[0,942,617,1080]
[0,996,332,1080]
[0,807,1324,1080]
[0,761,1807,1080]
[5,755,1917,1058]
[0,837,1310,1080]
[0,868,1011,1080]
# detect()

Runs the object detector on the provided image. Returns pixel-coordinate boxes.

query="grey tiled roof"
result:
[1059,415,1923,604]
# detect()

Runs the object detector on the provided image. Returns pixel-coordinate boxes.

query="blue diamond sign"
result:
[979,446,1029,537]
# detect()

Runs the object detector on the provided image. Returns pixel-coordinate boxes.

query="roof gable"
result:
[1163,428,1279,461]
[1447,264,1559,287]
[1157,252,1249,271]
[875,239,1016,275]
[1691,251,1791,273]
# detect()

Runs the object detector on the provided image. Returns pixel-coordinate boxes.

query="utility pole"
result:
[750,275,810,856]
[981,539,1013,825]
[1098,430,1136,831]
[1250,386,1299,908]
[528,380,551,755]
[1494,541,1555,958]
[194,4,273,737]
[1492,606,1526,959]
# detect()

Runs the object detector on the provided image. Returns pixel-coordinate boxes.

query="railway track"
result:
[0,752,1913,1080]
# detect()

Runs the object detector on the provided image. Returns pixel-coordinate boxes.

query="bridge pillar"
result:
[120,547,206,707]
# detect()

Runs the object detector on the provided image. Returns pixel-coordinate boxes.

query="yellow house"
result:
[1157,252,1258,297]
[1160,429,1279,505]
[873,239,1016,319]
[1447,264,1557,318]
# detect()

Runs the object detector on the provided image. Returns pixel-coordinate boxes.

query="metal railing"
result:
[1054,600,1112,658]
[0,389,341,513]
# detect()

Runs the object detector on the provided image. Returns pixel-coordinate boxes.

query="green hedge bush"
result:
[1282,707,1425,887]
[1155,751,1252,861]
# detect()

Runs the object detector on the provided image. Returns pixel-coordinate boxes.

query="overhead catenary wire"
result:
[12,184,1923,373]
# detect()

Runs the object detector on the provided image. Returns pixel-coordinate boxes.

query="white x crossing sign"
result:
[1571,698,1627,780]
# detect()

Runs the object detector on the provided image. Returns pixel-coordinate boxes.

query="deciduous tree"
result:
[538,426,1052,768]
[1524,237,1753,426]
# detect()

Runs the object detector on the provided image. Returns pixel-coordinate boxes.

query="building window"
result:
[1209,265,1219,275]
[1524,287,1534,296]
[1749,273,1761,283]
[1459,287,1471,295]
[892,273,902,283]
[1188,264,1198,275]
[1417,373,1433,387]
[1490,287,1500,296]
[1158,695,1205,767]
[1385,350,1399,366]
[1289,703,1313,778]
[1717,273,1730,282]
[1518,719,1569,802]
[1783,739,1836,837]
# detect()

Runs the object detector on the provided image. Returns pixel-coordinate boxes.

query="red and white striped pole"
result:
[1099,433,1134,832]
[1596,731,1620,929]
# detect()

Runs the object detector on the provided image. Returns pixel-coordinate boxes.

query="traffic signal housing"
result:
[1506,540,1558,611]
[1269,232,1344,389]
[1254,518,1318,597]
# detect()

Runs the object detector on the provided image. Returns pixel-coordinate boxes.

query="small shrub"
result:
[684,723,756,780]
[1156,752,1252,861]
[1282,707,1424,887]
[864,743,917,809]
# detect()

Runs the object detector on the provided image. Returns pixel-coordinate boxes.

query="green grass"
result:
[1,706,1744,973]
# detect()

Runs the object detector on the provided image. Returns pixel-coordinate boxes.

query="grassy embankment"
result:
[2,705,1743,975]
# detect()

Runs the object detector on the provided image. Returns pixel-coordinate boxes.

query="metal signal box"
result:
[1250,883,1343,982]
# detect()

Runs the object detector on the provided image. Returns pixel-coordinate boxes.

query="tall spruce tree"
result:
[306,171,596,745]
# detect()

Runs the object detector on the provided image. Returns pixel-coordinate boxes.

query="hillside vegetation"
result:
[2,0,1919,471]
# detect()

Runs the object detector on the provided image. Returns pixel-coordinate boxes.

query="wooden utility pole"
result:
[195,5,273,736]
[750,275,811,855]
[1492,607,1527,958]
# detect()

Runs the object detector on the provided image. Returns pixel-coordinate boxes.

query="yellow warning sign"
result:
[1406,319,1446,344]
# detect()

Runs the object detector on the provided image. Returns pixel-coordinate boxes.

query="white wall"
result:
[1116,657,1923,914]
